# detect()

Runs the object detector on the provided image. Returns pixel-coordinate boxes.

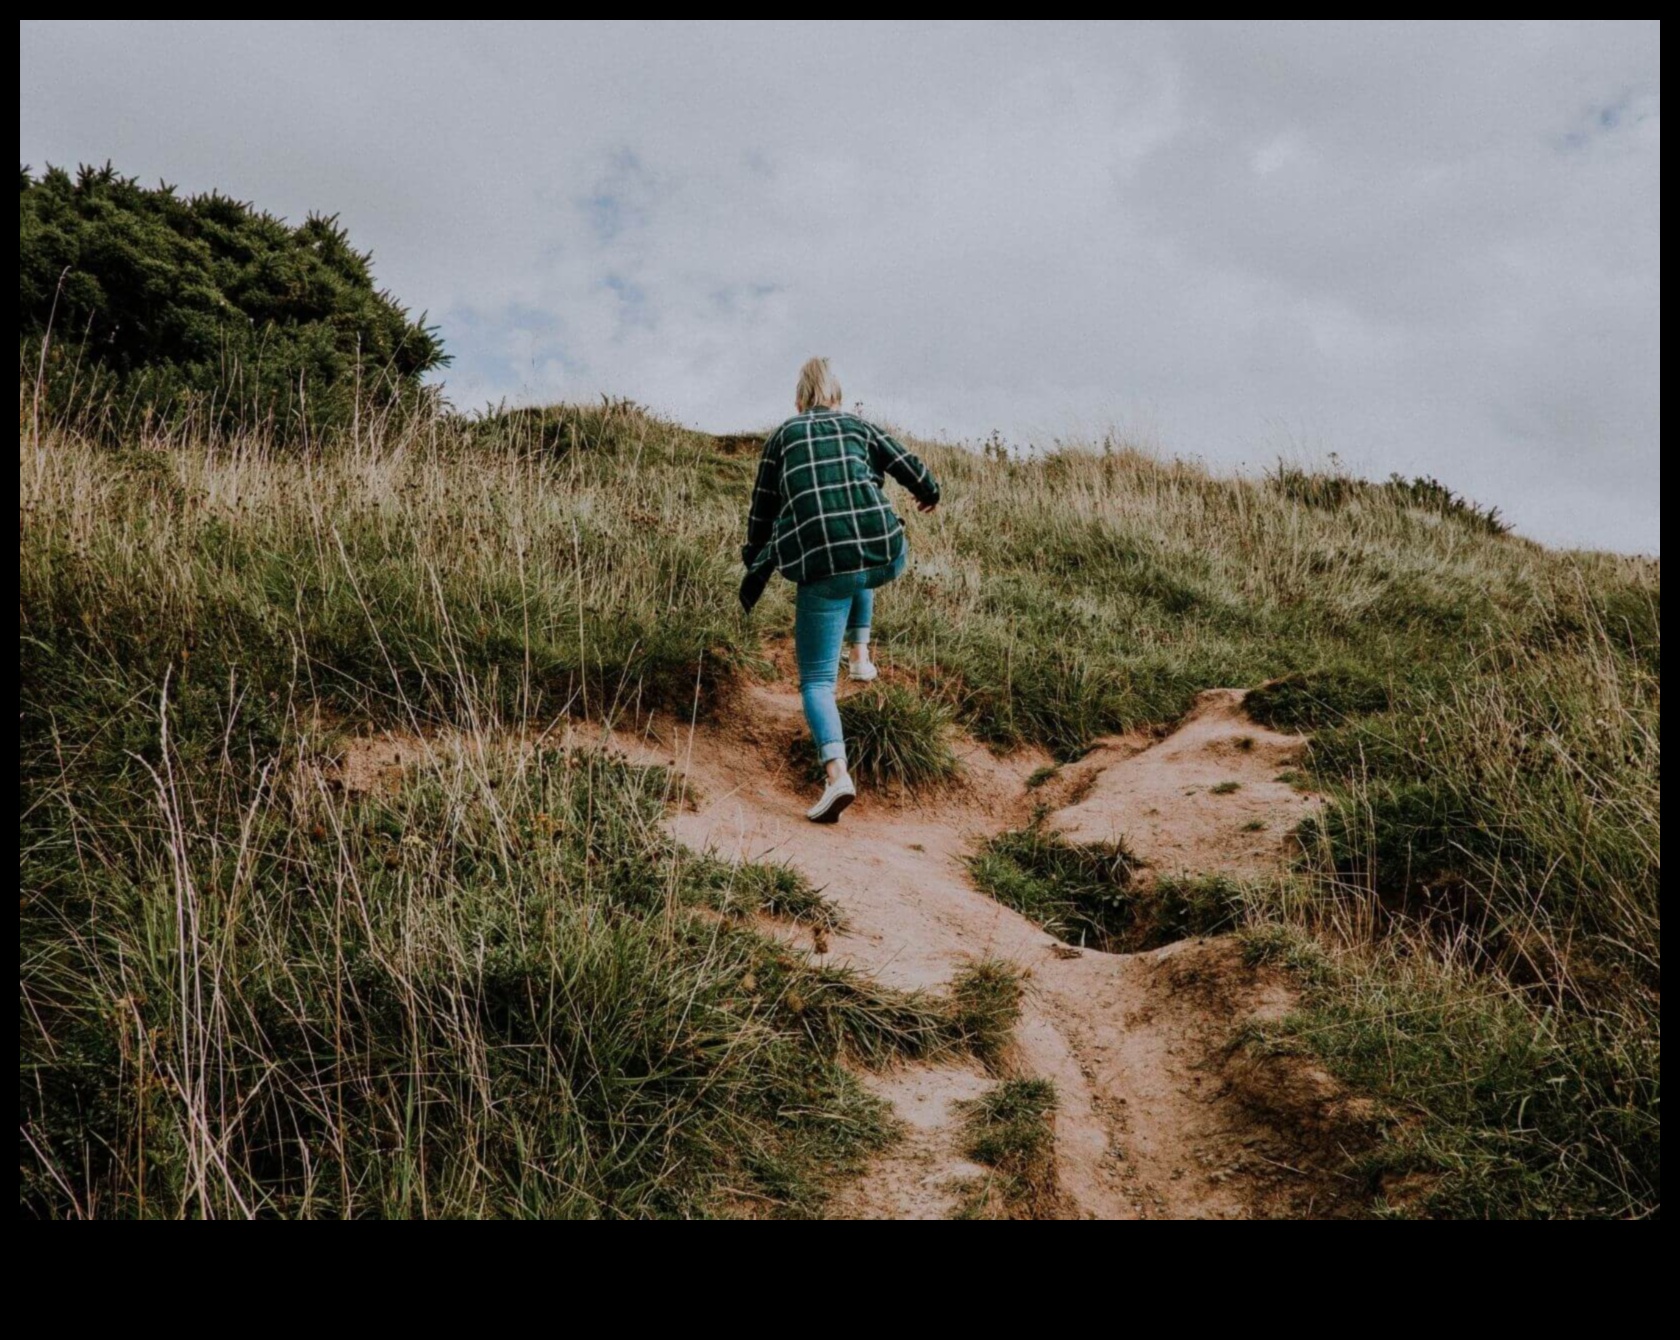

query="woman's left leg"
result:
[845,548,904,677]
[845,586,875,674]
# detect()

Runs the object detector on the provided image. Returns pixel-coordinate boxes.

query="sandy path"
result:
[332,671,1357,1218]
[639,675,1349,1219]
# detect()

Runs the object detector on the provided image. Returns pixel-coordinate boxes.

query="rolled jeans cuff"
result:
[818,741,847,765]
[845,627,871,645]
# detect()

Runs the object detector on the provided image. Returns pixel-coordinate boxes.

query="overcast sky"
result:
[20,20,1662,551]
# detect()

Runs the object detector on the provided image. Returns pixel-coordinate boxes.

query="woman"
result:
[740,357,942,822]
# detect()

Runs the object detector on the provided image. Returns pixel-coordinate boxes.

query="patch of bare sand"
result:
[317,679,1367,1218]
[825,1062,996,1220]
[1050,688,1322,878]
[633,679,1366,1219]
[329,730,438,794]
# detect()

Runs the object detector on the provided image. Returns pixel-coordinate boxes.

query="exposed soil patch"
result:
[1049,689,1323,881]
[329,730,440,794]
[825,1062,997,1220]
[319,681,1367,1218]
[635,680,1367,1218]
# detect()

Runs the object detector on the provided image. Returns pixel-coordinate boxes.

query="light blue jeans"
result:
[796,550,907,765]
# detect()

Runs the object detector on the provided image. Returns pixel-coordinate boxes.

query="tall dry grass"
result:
[18,403,999,1218]
[20,397,1659,1217]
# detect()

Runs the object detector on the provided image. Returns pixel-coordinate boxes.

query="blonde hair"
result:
[794,357,842,413]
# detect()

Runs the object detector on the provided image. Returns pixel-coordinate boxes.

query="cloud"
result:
[19,20,1661,550]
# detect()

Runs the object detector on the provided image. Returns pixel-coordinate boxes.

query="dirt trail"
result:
[638,670,1363,1219]
[332,668,1365,1218]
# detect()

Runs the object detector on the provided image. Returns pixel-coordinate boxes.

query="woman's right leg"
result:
[795,581,854,777]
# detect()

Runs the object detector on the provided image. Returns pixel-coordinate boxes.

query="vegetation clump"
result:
[969,827,1245,952]
[957,1078,1060,1218]
[22,163,445,436]
[1246,667,1391,731]
[1269,462,1509,536]
[794,684,959,792]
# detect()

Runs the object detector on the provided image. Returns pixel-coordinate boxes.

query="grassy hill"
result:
[19,398,1659,1218]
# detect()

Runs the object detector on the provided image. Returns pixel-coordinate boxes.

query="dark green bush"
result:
[21,163,445,436]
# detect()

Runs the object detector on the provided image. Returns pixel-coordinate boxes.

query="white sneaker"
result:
[806,775,857,823]
[846,659,878,683]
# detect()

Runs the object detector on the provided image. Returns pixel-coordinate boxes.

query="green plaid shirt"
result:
[743,409,941,585]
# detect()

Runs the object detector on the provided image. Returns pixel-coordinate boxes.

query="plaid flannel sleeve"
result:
[743,431,783,564]
[867,425,941,507]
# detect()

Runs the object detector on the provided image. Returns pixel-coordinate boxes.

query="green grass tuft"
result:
[795,683,959,791]
[968,827,1136,949]
[1149,874,1252,941]
[970,828,1249,952]
[957,1078,1059,1217]
[1238,922,1330,982]
[945,960,1025,1069]
[698,857,840,928]
[974,829,1249,953]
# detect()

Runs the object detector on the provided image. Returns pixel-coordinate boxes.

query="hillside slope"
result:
[19,400,1659,1218]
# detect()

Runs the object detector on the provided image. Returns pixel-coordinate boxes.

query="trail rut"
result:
[642,673,1365,1219]
[333,669,1369,1218]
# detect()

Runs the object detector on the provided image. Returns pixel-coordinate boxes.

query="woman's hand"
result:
[917,499,938,513]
